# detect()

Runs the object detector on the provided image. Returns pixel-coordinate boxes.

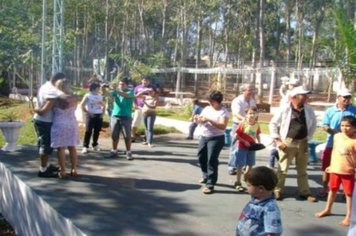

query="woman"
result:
[195,90,229,194]
[35,79,80,178]
[142,88,158,147]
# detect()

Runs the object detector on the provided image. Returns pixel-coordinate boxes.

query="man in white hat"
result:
[270,86,317,202]
[318,88,356,198]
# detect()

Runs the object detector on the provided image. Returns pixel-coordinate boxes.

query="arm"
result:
[143,96,158,109]
[269,109,287,150]
[198,115,229,130]
[80,95,88,113]
[117,89,133,99]
[34,99,55,115]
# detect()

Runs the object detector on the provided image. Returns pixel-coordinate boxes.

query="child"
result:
[186,99,202,140]
[233,107,262,192]
[236,166,283,236]
[315,115,356,227]
[80,83,106,154]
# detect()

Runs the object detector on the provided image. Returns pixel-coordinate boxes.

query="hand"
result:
[276,140,287,151]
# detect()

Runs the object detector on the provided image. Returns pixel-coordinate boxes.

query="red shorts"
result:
[321,147,332,171]
[329,173,355,196]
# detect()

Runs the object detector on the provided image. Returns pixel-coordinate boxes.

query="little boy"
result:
[315,115,356,227]
[236,166,283,236]
[186,99,202,140]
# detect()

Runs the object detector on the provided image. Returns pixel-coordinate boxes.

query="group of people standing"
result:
[32,72,158,178]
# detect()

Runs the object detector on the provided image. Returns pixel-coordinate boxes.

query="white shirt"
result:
[231,95,256,123]
[198,106,229,137]
[83,93,104,114]
[33,81,60,122]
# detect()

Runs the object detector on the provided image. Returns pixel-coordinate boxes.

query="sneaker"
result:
[234,182,244,192]
[300,194,317,202]
[109,149,118,158]
[148,144,154,148]
[48,164,60,172]
[142,141,148,145]
[126,151,133,160]
[38,168,58,178]
[228,169,237,175]
[92,146,101,151]
[81,147,88,154]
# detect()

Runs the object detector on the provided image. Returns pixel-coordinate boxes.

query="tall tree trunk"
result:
[295,0,304,81]
[257,0,265,102]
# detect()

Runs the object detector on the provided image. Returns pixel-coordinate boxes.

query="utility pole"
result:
[40,0,46,85]
[52,0,64,75]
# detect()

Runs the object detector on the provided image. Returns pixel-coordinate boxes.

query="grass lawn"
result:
[0,101,327,147]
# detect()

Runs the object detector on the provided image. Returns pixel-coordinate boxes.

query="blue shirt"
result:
[322,104,356,147]
[193,105,202,116]
[236,196,283,236]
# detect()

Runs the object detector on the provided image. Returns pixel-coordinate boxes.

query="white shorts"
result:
[132,108,143,127]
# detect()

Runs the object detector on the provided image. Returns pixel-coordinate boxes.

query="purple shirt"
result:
[134,84,151,107]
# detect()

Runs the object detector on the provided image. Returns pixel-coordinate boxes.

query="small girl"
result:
[80,83,106,154]
[233,107,262,192]
[142,88,158,148]
[315,115,356,227]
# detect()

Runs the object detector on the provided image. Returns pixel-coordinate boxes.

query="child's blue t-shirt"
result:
[193,105,202,115]
[236,196,283,236]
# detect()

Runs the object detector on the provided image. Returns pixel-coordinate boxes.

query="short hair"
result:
[241,83,254,92]
[208,90,223,104]
[341,115,356,127]
[51,72,66,83]
[193,99,199,105]
[244,166,278,191]
[89,83,101,92]
[245,106,258,114]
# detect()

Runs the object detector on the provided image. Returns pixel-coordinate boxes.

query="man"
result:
[108,77,135,160]
[33,72,65,177]
[227,83,256,174]
[269,86,317,202]
[319,88,356,197]
[131,76,153,142]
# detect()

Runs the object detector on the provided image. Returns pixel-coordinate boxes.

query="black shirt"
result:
[286,106,308,140]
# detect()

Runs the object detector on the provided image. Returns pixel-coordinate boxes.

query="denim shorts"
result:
[110,116,132,140]
[233,147,256,167]
[33,119,53,155]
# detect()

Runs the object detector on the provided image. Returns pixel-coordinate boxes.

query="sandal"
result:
[71,169,78,177]
[202,187,214,194]
[199,178,207,184]
[235,183,245,192]
[58,171,67,179]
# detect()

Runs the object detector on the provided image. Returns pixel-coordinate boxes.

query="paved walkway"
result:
[0,130,349,235]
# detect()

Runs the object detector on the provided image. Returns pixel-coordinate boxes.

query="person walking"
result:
[315,116,356,227]
[142,88,159,148]
[196,91,229,194]
[318,88,356,198]
[269,86,317,202]
[107,78,135,160]
[228,84,256,175]
[32,72,65,178]
[186,99,202,140]
[80,82,106,154]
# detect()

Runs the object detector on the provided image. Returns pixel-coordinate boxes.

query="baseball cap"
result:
[337,88,352,97]
[290,86,311,97]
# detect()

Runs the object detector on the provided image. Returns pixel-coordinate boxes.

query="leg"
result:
[68,146,78,176]
[197,136,208,180]
[146,114,156,145]
[57,147,66,178]
[187,122,197,139]
[275,142,296,194]
[340,174,354,226]
[227,123,238,174]
[92,115,103,147]
[121,116,133,152]
[315,191,337,217]
[143,115,149,143]
[205,135,225,188]
[320,147,332,196]
[295,140,312,196]
[83,114,93,148]
[110,117,121,151]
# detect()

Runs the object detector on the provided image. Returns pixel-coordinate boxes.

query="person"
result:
[80,83,106,154]
[236,166,283,236]
[232,107,262,192]
[196,90,229,194]
[32,72,66,178]
[279,78,300,106]
[228,84,256,175]
[142,88,159,148]
[315,116,356,226]
[269,86,317,202]
[319,88,356,198]
[186,99,202,140]
[34,79,80,178]
[132,76,153,142]
[267,143,279,169]
[106,77,135,160]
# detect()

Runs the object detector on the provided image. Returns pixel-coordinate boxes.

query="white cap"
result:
[287,78,300,86]
[337,88,352,97]
[290,86,311,97]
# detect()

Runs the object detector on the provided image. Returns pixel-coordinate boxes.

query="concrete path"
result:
[0,130,349,236]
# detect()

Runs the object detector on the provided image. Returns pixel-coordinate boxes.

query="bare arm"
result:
[34,100,55,115]
[198,115,229,130]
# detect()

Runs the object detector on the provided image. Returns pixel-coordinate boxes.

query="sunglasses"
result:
[343,96,352,99]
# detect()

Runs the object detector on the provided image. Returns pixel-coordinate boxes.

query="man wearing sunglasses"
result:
[319,88,356,198]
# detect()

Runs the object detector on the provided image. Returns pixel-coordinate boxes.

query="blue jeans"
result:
[228,123,239,171]
[268,148,279,167]
[144,114,156,144]
[188,122,198,138]
[198,135,225,189]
